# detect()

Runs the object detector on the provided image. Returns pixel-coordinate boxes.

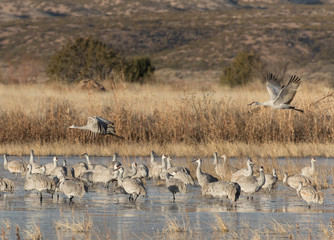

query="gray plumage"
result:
[69,116,124,138]
[123,162,137,178]
[3,153,26,175]
[0,177,15,194]
[108,153,121,169]
[230,158,254,182]
[193,158,218,187]
[61,160,75,178]
[132,163,149,179]
[165,172,186,200]
[166,156,190,175]
[29,149,43,174]
[248,73,303,112]
[148,151,162,179]
[301,158,317,179]
[58,173,86,202]
[82,153,107,170]
[79,166,119,188]
[234,166,266,197]
[297,182,324,206]
[213,152,227,179]
[44,156,59,175]
[24,164,57,202]
[202,180,241,204]
[262,168,278,192]
[171,170,194,186]
[71,162,88,178]
[117,167,146,203]
[283,172,312,190]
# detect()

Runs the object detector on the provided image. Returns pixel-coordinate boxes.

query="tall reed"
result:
[0,81,333,156]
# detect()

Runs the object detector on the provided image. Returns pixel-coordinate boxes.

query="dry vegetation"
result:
[0,76,333,157]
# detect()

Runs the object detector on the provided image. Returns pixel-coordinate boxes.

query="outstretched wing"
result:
[274,75,301,105]
[266,73,282,100]
[95,116,118,135]
[85,117,99,133]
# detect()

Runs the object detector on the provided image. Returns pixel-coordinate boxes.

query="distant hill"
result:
[1,0,334,83]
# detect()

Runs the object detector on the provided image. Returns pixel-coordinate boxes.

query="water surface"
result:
[0,155,333,239]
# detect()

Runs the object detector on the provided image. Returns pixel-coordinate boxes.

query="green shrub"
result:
[47,37,155,84]
[220,50,263,87]
[120,57,155,84]
[46,37,120,83]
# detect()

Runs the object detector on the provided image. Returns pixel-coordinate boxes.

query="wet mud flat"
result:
[0,156,333,239]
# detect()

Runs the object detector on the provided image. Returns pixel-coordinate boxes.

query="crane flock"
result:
[0,150,324,207]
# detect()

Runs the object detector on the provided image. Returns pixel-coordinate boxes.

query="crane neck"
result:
[258,169,265,187]
[213,153,218,165]
[150,151,155,163]
[30,151,34,164]
[247,161,253,176]
[282,173,288,185]
[3,154,8,168]
[311,160,316,170]
[85,155,91,165]
[161,156,166,170]
[196,160,203,176]
[166,158,172,169]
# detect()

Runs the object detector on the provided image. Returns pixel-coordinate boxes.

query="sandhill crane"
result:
[165,172,186,200]
[123,162,137,178]
[297,182,324,207]
[166,156,190,175]
[148,151,162,179]
[79,165,119,188]
[193,158,218,187]
[301,158,317,179]
[71,162,88,178]
[234,166,266,199]
[0,177,15,194]
[61,160,74,178]
[283,172,312,190]
[44,156,59,175]
[3,153,26,176]
[24,164,57,202]
[132,163,149,180]
[69,116,124,139]
[82,153,107,170]
[49,161,67,179]
[108,153,121,169]
[201,180,241,205]
[213,152,226,179]
[57,172,86,202]
[29,149,43,174]
[248,73,303,113]
[117,166,146,203]
[171,170,194,186]
[262,168,278,193]
[230,158,254,182]
[159,154,168,180]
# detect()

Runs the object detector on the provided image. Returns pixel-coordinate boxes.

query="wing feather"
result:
[274,75,301,105]
[266,73,281,100]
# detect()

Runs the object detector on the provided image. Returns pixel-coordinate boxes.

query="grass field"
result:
[0,73,333,158]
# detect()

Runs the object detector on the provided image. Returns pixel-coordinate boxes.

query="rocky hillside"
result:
[1,0,334,83]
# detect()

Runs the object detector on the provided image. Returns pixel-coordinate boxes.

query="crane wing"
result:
[85,117,99,133]
[266,73,281,100]
[274,75,301,105]
[95,116,116,135]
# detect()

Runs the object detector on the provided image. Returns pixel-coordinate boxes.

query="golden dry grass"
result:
[0,76,334,158]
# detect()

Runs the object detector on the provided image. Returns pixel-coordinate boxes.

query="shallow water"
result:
[0,155,333,239]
